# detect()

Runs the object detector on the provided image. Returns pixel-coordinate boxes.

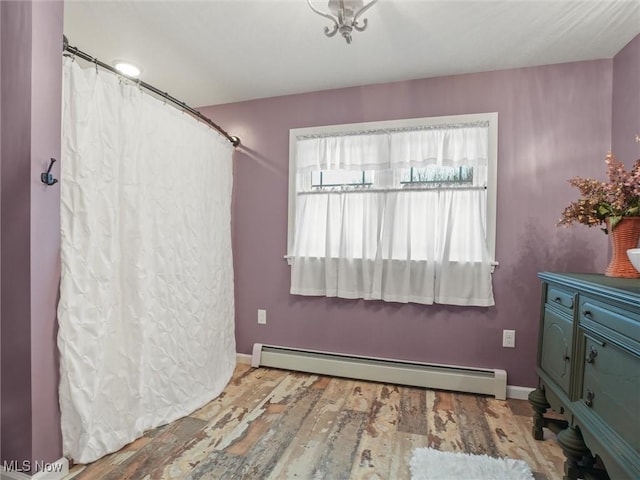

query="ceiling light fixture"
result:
[307,0,378,44]
[113,61,141,78]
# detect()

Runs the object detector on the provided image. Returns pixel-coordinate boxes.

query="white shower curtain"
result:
[57,58,236,463]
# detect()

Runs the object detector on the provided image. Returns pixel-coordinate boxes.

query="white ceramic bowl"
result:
[627,248,640,273]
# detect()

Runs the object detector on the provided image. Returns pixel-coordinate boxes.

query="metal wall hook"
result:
[41,158,58,186]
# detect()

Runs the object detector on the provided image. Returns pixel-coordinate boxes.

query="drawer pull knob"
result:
[586,346,598,364]
[554,297,562,304]
[582,309,593,319]
[585,388,595,407]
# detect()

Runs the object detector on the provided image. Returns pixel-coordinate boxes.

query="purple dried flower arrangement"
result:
[558,153,640,233]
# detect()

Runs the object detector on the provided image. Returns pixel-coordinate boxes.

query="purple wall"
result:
[202,60,614,388]
[0,0,3,460]
[0,0,63,469]
[30,0,63,464]
[1,0,34,463]
[612,34,640,167]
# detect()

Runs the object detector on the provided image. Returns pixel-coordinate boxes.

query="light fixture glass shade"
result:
[328,0,364,18]
[113,61,141,77]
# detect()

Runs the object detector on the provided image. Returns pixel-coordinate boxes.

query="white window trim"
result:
[286,112,499,270]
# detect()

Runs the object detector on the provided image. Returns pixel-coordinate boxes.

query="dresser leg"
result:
[558,426,590,480]
[528,386,550,440]
[528,385,569,440]
[556,426,609,480]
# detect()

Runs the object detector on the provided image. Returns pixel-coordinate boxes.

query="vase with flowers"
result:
[558,153,640,278]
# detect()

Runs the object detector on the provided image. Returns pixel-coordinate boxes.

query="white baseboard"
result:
[507,385,534,400]
[236,353,252,365]
[2,458,68,480]
[32,458,68,480]
[1,471,29,480]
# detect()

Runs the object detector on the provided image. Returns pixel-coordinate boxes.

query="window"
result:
[287,113,498,306]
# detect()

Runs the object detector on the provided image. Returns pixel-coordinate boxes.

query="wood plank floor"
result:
[64,363,566,480]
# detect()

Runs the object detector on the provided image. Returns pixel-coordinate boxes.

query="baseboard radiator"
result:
[251,343,507,400]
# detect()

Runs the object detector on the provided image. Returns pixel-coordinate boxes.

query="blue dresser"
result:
[529,273,640,480]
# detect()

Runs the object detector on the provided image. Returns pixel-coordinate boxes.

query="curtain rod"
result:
[62,36,240,148]
[295,120,490,141]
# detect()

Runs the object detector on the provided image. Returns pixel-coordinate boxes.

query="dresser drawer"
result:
[581,334,640,451]
[546,285,575,316]
[579,297,640,343]
[540,306,573,393]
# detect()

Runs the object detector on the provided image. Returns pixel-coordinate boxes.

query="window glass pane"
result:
[400,166,473,184]
[311,169,372,187]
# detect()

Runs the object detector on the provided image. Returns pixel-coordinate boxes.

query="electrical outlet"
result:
[502,329,515,348]
[257,309,267,325]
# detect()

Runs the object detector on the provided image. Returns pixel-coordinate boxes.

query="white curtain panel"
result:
[58,58,236,463]
[290,126,494,307]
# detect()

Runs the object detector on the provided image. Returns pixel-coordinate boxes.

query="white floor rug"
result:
[410,448,534,480]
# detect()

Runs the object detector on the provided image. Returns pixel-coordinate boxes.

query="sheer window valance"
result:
[295,123,489,173]
[389,125,489,169]
[296,131,390,172]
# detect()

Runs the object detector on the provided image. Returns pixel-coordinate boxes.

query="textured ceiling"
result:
[63,1,640,108]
